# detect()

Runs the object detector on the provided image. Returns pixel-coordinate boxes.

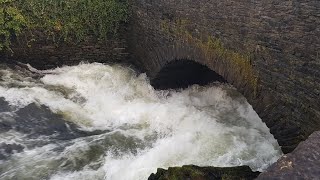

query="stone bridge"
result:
[2,0,320,154]
[127,0,320,153]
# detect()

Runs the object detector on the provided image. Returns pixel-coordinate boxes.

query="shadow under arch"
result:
[151,59,227,90]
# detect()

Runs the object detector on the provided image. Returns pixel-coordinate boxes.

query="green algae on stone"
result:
[148,165,260,180]
[159,18,259,98]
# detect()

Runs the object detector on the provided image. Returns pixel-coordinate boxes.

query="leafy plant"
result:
[0,0,26,51]
[0,0,128,51]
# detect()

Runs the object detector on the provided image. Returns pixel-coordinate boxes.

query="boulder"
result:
[258,131,320,179]
[148,165,260,180]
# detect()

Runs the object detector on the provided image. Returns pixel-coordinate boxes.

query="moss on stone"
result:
[148,165,260,180]
[160,18,259,98]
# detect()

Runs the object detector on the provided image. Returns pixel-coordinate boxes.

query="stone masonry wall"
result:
[127,0,320,153]
[1,34,128,69]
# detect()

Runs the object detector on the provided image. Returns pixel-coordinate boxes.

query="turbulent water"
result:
[0,63,282,180]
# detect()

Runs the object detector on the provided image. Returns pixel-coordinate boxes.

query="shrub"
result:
[0,0,128,51]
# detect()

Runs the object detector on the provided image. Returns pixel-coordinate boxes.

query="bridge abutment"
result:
[128,0,320,153]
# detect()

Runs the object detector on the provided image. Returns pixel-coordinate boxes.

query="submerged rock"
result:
[148,165,260,180]
[258,131,320,179]
[0,143,24,160]
[0,98,11,112]
[11,103,107,140]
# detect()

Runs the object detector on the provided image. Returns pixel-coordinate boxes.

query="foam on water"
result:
[0,63,282,180]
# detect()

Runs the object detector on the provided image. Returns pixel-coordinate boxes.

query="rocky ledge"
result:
[258,131,320,179]
[148,165,260,180]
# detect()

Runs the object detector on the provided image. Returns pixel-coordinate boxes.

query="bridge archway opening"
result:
[151,59,227,90]
[149,59,285,151]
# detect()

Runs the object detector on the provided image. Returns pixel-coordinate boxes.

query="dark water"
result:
[0,63,282,180]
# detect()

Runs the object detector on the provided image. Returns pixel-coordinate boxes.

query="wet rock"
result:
[0,98,13,133]
[0,100,110,155]
[258,131,320,179]
[0,116,13,133]
[148,165,260,180]
[12,103,107,143]
[14,103,78,138]
[0,98,10,112]
[0,143,24,160]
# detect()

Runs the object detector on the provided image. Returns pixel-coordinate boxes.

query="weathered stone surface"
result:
[148,165,260,180]
[127,0,320,153]
[1,35,128,70]
[258,131,320,179]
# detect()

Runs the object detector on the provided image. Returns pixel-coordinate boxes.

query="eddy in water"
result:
[0,63,282,180]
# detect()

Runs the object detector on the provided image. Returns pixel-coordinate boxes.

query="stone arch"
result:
[128,29,307,154]
[128,0,320,153]
[132,43,303,154]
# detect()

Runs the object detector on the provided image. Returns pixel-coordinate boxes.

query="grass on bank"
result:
[0,0,128,51]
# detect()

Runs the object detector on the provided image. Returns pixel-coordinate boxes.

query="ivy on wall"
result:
[0,0,128,51]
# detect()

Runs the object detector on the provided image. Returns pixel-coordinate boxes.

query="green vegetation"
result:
[0,0,26,51]
[0,0,128,51]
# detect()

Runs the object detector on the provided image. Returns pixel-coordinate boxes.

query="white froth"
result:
[0,63,282,180]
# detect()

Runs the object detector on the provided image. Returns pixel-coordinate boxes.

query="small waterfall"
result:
[0,63,282,180]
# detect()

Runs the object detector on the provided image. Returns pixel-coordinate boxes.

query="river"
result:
[0,63,282,180]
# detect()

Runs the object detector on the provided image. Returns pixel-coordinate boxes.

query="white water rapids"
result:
[0,63,282,180]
